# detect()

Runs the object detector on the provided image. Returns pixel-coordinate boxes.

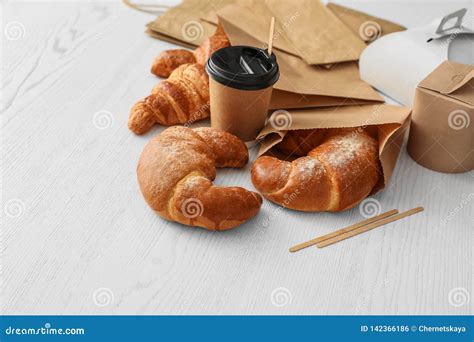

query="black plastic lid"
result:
[206,46,279,90]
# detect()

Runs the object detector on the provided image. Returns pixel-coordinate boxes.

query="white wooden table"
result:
[2,0,473,315]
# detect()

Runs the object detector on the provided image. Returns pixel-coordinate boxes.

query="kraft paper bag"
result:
[218,16,383,108]
[407,61,474,173]
[256,104,412,192]
[215,0,366,65]
[145,0,406,65]
[146,0,233,47]
[326,3,405,43]
[202,2,406,43]
[269,90,378,110]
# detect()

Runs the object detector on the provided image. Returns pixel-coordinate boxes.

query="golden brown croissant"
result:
[128,63,210,134]
[151,26,230,78]
[151,49,196,78]
[251,127,381,212]
[137,126,262,230]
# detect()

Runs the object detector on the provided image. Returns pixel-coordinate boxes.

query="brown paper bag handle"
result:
[123,0,169,14]
[441,70,474,95]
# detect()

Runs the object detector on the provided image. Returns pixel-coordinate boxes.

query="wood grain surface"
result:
[2,0,473,315]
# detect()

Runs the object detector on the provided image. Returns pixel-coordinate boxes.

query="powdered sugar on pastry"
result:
[252,127,380,212]
[324,134,373,168]
[137,126,261,230]
[296,157,325,183]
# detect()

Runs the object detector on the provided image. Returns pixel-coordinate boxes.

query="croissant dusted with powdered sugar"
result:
[128,63,210,134]
[137,126,262,230]
[251,127,382,212]
[151,25,230,78]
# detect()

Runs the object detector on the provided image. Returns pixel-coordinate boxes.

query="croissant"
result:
[251,127,381,212]
[150,49,196,78]
[128,63,210,134]
[151,26,230,78]
[137,126,262,230]
[276,126,379,157]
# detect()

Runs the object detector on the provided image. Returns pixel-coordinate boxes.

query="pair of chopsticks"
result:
[289,207,424,253]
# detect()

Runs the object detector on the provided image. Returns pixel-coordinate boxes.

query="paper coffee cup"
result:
[206,46,279,142]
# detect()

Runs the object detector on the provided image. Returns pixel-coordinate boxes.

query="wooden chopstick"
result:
[317,207,424,248]
[289,209,399,253]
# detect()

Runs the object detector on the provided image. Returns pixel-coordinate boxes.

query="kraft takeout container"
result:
[407,60,474,173]
[256,104,412,192]
[360,9,474,107]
